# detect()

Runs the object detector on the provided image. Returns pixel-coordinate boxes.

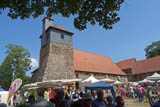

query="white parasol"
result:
[82,75,99,83]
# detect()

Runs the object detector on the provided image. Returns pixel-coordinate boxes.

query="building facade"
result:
[31,17,127,83]
[116,56,160,81]
[31,17,160,83]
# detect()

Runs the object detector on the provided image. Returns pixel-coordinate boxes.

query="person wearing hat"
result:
[106,95,114,107]
[71,92,92,107]
[81,92,92,107]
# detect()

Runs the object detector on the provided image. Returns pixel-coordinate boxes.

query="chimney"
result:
[42,17,53,33]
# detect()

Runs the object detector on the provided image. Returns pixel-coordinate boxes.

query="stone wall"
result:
[36,42,75,82]
[75,71,127,82]
[31,69,39,82]
[122,69,132,81]
[132,71,160,82]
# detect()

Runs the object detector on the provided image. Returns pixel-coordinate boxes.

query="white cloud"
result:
[30,58,38,68]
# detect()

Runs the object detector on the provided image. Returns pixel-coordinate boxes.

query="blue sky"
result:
[0,0,160,76]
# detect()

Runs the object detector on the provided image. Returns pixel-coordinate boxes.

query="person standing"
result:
[120,86,124,97]
[65,88,72,105]
[129,86,135,99]
[71,92,92,107]
[50,89,64,107]
[44,89,49,101]
[91,90,107,107]
[31,92,54,107]
[138,85,144,103]
[49,88,55,100]
[72,90,80,102]
[91,91,97,101]
[27,95,35,107]
[14,91,22,106]
[106,95,114,107]
[0,95,2,104]
[115,96,126,107]
[151,97,160,107]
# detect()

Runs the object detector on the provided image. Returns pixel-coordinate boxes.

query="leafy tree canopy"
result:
[0,44,31,90]
[145,40,160,59]
[0,0,124,30]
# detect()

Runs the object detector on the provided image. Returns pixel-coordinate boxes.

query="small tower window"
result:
[46,33,49,40]
[61,34,64,39]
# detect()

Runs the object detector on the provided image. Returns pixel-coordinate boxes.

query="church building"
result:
[31,17,160,83]
[31,17,127,83]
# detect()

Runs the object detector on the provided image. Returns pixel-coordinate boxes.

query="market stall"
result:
[82,75,99,83]
[100,78,115,83]
[0,89,9,104]
[113,80,123,85]
[85,81,116,103]
[147,73,160,81]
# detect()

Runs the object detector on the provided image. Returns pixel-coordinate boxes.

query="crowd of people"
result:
[1,82,160,107]
[115,82,160,107]
[11,87,126,107]
[116,83,160,103]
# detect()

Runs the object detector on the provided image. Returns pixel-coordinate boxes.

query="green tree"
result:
[0,44,31,90]
[145,40,160,59]
[0,0,124,30]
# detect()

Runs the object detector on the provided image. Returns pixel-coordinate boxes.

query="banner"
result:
[7,78,22,103]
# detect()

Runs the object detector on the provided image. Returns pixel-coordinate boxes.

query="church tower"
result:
[37,17,75,81]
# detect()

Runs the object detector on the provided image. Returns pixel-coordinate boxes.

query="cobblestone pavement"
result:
[125,98,150,107]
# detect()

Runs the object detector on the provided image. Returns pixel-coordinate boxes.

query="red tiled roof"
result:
[133,56,160,75]
[46,25,74,35]
[73,50,126,75]
[116,58,135,70]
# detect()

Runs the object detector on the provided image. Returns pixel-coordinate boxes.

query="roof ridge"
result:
[116,58,135,63]
[73,49,109,58]
[136,56,160,62]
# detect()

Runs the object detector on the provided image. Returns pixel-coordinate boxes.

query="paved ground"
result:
[125,98,150,107]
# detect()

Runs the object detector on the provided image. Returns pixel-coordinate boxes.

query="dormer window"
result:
[61,34,64,39]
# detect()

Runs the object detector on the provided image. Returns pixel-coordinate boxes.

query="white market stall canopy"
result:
[100,78,115,82]
[138,78,154,83]
[40,79,82,83]
[146,73,160,81]
[23,82,40,89]
[82,75,99,83]
[28,87,39,90]
[23,79,82,89]
[132,82,139,86]
[113,80,123,85]
[0,90,8,104]
[37,79,82,87]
